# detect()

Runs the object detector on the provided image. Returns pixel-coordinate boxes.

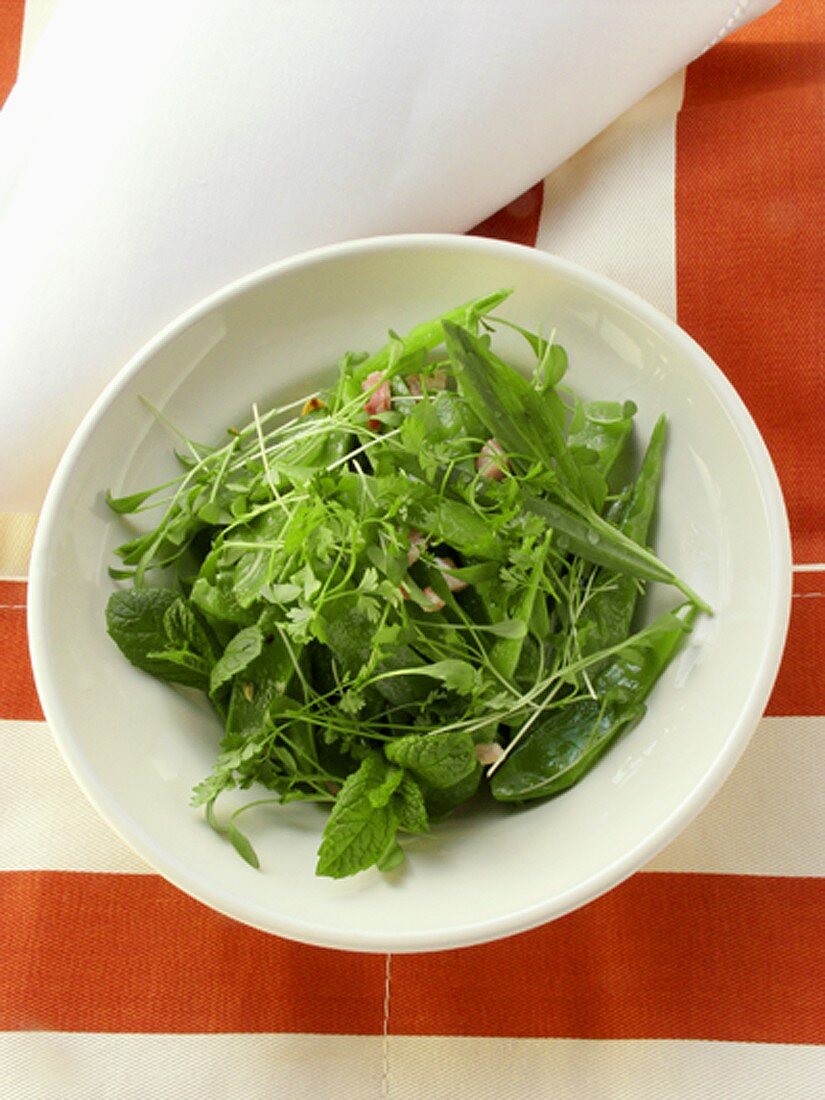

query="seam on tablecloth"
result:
[792,592,825,600]
[0,604,26,610]
[706,0,754,50]
[382,952,392,1098]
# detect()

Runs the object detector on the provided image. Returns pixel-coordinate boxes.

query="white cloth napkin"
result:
[0,0,776,509]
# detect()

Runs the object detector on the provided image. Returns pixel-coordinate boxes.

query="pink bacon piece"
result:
[361,370,392,430]
[402,535,466,610]
[407,528,426,566]
[407,370,448,397]
[477,437,509,481]
[434,555,467,594]
[420,587,446,613]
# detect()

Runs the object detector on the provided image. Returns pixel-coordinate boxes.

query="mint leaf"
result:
[316,754,400,879]
[163,598,218,662]
[209,625,264,695]
[377,840,406,873]
[385,730,477,789]
[106,588,210,689]
[394,775,429,833]
[367,765,403,809]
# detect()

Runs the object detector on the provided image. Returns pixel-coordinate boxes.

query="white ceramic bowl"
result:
[29,235,791,952]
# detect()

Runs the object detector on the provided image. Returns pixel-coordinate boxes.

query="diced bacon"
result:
[434,555,468,593]
[421,586,445,613]
[477,437,509,480]
[300,395,325,416]
[407,528,426,566]
[361,370,392,430]
[476,742,505,766]
[407,370,448,397]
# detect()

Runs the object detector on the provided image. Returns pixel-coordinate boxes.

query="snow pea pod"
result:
[352,290,513,385]
[519,489,708,609]
[490,605,696,801]
[577,414,667,657]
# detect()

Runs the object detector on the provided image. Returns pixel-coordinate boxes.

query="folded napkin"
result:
[0,0,776,509]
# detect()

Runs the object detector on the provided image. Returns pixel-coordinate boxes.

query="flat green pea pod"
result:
[352,290,513,386]
[490,605,696,802]
[577,414,667,658]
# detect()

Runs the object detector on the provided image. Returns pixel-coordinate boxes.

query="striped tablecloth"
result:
[1,2,823,1096]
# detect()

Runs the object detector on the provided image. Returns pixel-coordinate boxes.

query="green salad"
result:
[105,290,708,879]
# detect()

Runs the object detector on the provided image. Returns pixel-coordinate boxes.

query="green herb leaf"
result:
[421,659,477,696]
[106,589,211,689]
[227,821,260,869]
[316,753,401,879]
[209,625,265,695]
[394,775,430,834]
[385,730,477,789]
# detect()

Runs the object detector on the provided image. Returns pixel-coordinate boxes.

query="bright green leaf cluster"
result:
[104,291,708,878]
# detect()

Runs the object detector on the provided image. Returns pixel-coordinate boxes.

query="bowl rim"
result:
[28,232,793,952]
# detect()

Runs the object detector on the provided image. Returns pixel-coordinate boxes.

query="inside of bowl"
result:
[32,237,788,951]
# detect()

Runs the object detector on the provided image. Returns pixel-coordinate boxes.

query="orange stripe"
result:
[1,870,822,1040]
[0,872,386,1033]
[767,570,825,715]
[468,181,544,247]
[392,873,825,1042]
[0,0,24,106]
[0,581,42,721]
[676,4,825,562]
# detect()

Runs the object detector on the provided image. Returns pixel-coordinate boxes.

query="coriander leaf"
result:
[209,625,265,695]
[191,772,234,808]
[421,659,477,696]
[316,753,401,879]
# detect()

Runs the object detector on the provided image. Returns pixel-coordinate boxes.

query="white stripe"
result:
[1,1034,824,1100]
[0,1033,384,1100]
[535,70,685,320]
[0,512,36,579]
[19,0,60,68]
[647,717,825,876]
[3,716,825,877]
[387,1037,825,1100]
[0,719,148,873]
